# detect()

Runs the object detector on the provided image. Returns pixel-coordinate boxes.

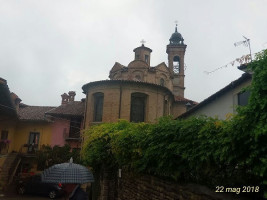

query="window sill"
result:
[90,122,103,126]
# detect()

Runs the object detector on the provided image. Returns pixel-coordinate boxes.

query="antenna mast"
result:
[234,36,252,61]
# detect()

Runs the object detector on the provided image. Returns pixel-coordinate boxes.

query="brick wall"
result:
[84,82,173,127]
[95,167,251,200]
[115,172,246,200]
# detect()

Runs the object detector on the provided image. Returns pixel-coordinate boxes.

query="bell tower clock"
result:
[166,23,187,97]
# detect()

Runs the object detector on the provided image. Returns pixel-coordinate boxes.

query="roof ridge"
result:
[20,105,56,108]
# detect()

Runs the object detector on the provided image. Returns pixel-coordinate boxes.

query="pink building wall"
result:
[51,119,70,147]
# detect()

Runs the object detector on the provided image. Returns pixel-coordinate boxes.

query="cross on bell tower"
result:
[174,20,178,27]
[133,39,152,65]
[166,23,187,97]
[140,39,146,46]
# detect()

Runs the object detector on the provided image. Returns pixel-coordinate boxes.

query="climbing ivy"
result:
[81,49,267,198]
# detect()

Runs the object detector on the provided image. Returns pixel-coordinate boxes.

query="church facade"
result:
[82,26,197,128]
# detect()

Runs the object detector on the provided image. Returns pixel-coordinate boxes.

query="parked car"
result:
[17,174,64,199]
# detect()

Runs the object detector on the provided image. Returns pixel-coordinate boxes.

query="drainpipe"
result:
[82,91,88,130]
[119,84,122,119]
[80,91,88,155]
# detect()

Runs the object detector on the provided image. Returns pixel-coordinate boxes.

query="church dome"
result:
[169,25,184,45]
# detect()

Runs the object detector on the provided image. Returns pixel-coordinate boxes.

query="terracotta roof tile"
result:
[174,96,198,105]
[18,105,55,121]
[46,101,85,117]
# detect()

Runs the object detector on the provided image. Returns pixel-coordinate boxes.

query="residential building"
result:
[0,78,17,161]
[15,104,55,154]
[45,91,85,150]
[0,78,20,187]
[178,73,252,119]
[0,79,84,186]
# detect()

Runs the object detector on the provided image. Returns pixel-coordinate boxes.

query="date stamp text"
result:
[215,186,259,194]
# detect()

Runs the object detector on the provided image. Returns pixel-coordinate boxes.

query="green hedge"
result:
[81,50,267,197]
[36,144,81,170]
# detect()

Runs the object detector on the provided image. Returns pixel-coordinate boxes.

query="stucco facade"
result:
[179,73,252,120]
[46,93,85,149]
[0,121,16,154]
[50,119,69,147]
[13,122,52,153]
[0,78,18,158]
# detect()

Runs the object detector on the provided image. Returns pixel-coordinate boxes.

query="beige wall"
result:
[187,79,251,120]
[172,102,187,119]
[84,82,173,128]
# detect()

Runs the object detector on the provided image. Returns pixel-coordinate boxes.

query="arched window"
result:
[160,78,165,86]
[164,100,168,115]
[130,93,147,122]
[145,55,149,63]
[93,92,104,122]
[173,56,180,74]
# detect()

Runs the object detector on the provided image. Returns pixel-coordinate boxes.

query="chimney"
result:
[61,93,69,105]
[68,91,76,102]
[10,92,21,112]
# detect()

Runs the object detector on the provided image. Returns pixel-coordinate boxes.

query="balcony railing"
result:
[19,144,39,156]
[63,132,81,141]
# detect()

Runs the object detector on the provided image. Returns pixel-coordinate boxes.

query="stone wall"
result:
[114,172,247,200]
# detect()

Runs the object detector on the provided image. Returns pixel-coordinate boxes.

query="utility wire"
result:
[204,53,253,75]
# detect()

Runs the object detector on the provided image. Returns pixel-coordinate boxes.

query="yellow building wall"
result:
[0,120,16,154]
[0,156,7,167]
[13,122,52,153]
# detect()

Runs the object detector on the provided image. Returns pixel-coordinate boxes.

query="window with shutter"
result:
[69,118,82,138]
[1,130,8,140]
[93,93,104,122]
[238,90,250,106]
[130,93,147,122]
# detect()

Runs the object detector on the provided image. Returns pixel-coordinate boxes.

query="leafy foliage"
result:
[35,144,81,170]
[81,49,267,197]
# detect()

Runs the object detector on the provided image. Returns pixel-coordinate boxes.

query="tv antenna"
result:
[234,36,252,61]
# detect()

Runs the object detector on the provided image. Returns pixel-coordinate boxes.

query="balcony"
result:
[19,144,39,157]
[63,132,81,141]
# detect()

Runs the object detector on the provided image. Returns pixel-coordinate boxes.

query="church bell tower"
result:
[166,24,187,97]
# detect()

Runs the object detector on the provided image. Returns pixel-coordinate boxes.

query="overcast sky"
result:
[1,0,266,106]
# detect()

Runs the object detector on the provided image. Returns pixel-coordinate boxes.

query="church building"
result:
[82,25,197,128]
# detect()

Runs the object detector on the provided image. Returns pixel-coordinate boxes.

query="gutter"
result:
[119,84,122,119]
